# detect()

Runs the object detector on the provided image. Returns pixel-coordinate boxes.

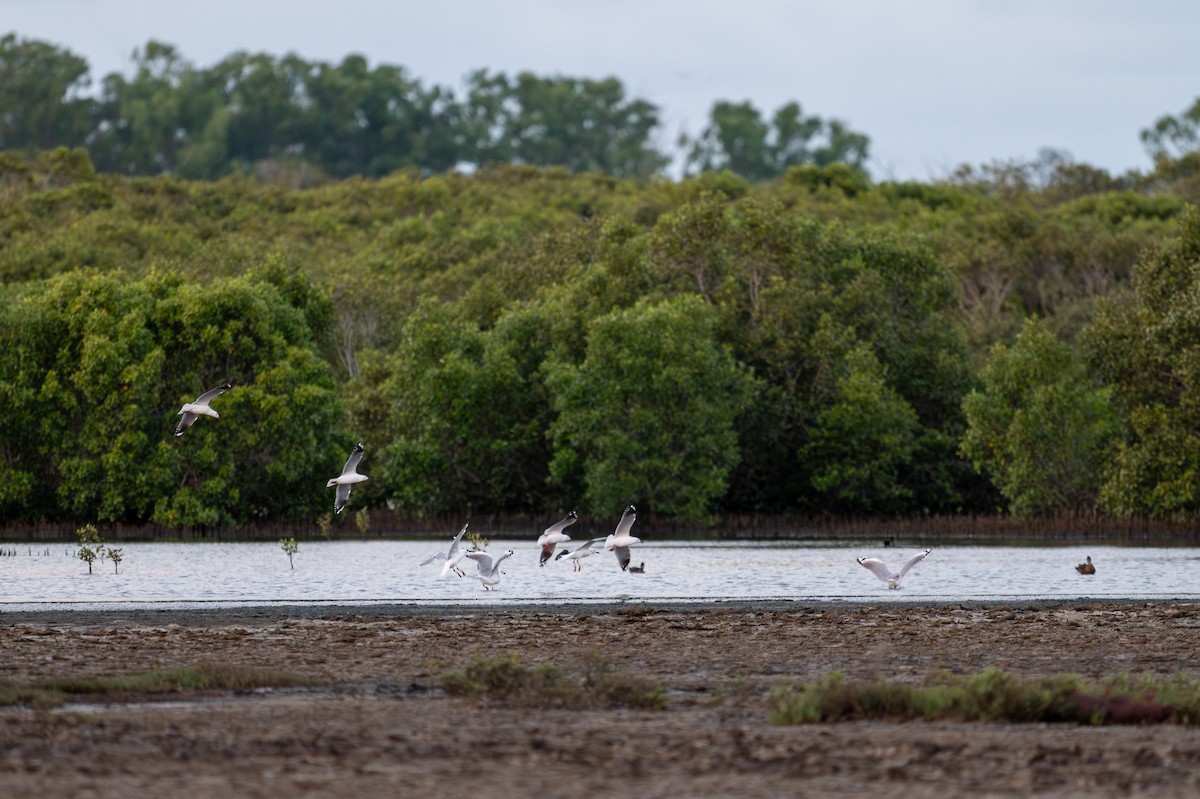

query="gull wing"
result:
[420,551,447,566]
[447,523,469,555]
[543,511,578,537]
[174,412,199,437]
[195,383,232,405]
[614,545,631,571]
[897,549,931,579]
[341,443,365,476]
[613,505,636,537]
[334,482,352,514]
[466,550,495,574]
[857,557,895,583]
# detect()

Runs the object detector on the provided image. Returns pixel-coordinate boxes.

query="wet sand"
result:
[3,600,1200,797]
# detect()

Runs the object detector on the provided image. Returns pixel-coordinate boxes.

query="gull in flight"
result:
[605,504,641,571]
[174,383,232,437]
[466,549,514,590]
[555,538,606,572]
[420,522,470,577]
[857,548,931,589]
[327,443,369,514]
[537,510,578,566]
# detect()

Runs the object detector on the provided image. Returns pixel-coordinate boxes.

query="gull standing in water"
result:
[466,549,514,590]
[857,548,932,589]
[174,383,232,437]
[605,504,641,571]
[537,511,578,566]
[327,443,369,514]
[556,538,606,572]
[420,522,470,577]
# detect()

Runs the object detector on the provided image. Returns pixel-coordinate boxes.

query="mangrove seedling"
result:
[107,546,124,574]
[279,537,298,569]
[75,524,102,574]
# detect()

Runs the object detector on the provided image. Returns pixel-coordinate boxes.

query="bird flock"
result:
[177,383,1100,591]
[424,505,645,589]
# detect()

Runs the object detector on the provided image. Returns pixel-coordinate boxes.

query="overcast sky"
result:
[6,0,1199,180]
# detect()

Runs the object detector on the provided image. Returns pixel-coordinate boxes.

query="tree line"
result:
[4,142,1200,529]
[0,32,868,183]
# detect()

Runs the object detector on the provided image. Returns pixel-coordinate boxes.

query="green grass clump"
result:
[0,662,319,709]
[440,652,665,710]
[771,667,1200,726]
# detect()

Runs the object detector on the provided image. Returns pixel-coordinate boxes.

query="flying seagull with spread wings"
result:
[327,443,369,514]
[174,383,232,437]
[857,548,932,589]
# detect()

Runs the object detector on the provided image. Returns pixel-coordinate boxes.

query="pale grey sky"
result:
[5,0,1198,180]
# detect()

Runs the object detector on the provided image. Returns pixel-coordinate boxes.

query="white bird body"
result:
[327,443,369,513]
[857,549,931,589]
[605,505,641,570]
[466,549,514,590]
[556,537,606,571]
[174,383,232,437]
[537,511,578,566]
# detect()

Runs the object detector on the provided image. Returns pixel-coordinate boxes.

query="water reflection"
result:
[1,540,1197,609]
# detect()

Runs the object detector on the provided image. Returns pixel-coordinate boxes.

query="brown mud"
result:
[3,600,1200,797]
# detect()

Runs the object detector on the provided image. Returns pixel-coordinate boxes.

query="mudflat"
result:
[2,600,1200,797]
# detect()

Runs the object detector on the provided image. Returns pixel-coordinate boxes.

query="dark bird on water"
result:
[1075,556,1096,575]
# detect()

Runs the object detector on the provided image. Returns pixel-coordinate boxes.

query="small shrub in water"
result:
[75,524,102,574]
[279,537,298,569]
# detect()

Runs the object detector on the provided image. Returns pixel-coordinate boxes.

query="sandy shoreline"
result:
[3,600,1200,797]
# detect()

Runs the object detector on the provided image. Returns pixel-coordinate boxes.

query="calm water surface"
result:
[1,540,1197,610]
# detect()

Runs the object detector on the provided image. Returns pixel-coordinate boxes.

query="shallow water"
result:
[2,539,1197,611]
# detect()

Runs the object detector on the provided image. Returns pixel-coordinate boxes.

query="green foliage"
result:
[440,652,666,710]
[1084,206,1200,517]
[0,34,94,151]
[547,295,753,519]
[683,100,870,181]
[2,109,1199,526]
[279,537,298,569]
[1142,97,1200,161]
[771,668,1200,725]
[75,524,102,574]
[962,317,1116,515]
[0,265,343,526]
[0,662,319,708]
[803,346,921,512]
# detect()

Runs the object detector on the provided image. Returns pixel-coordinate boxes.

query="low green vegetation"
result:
[279,537,298,568]
[770,668,1200,725]
[3,107,1200,528]
[440,652,666,710]
[0,662,319,709]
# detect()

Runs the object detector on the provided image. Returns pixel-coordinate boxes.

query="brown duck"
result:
[1075,556,1096,575]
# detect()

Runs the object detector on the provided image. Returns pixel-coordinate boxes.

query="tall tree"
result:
[1085,206,1200,517]
[461,70,669,178]
[0,34,93,151]
[1141,97,1200,161]
[961,317,1115,516]
[546,295,753,519]
[684,100,869,181]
